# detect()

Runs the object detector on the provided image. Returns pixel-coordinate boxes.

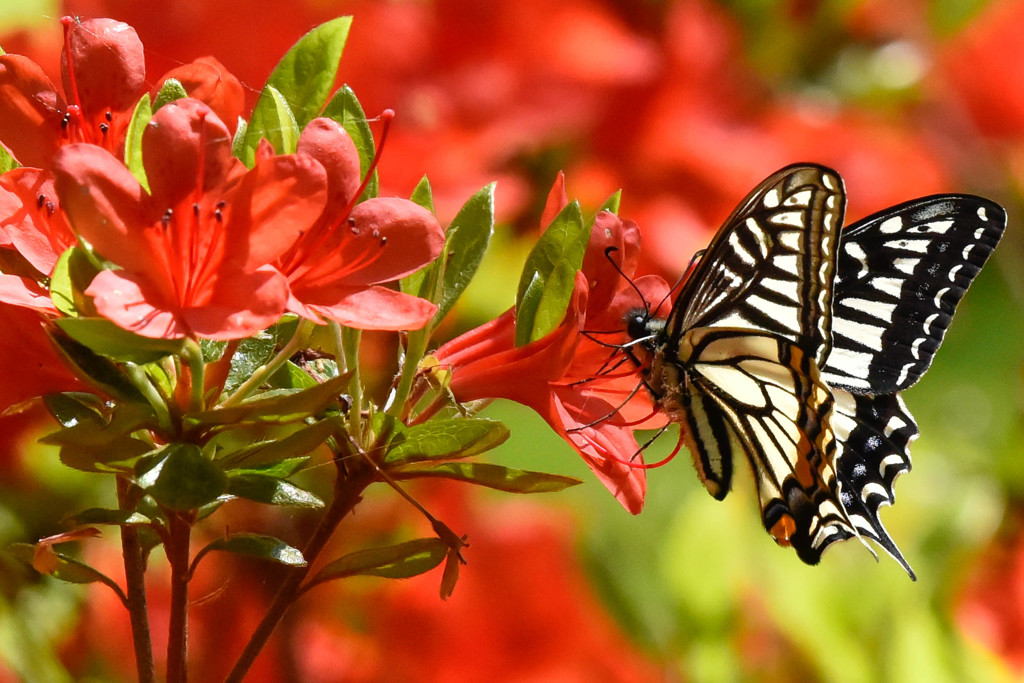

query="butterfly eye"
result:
[625,309,651,340]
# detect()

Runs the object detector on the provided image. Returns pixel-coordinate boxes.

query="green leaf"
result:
[186,374,349,427]
[57,436,153,473]
[309,538,447,586]
[390,462,582,493]
[433,183,496,322]
[63,508,152,527]
[225,473,324,508]
[599,189,622,215]
[49,246,100,317]
[410,175,434,212]
[385,418,509,464]
[0,143,17,174]
[55,317,185,363]
[135,444,227,511]
[7,543,116,585]
[322,85,378,200]
[514,200,587,346]
[240,84,299,163]
[42,392,105,428]
[196,533,305,567]
[124,93,152,191]
[152,77,187,111]
[223,319,298,393]
[240,17,352,163]
[268,359,323,390]
[218,416,342,470]
[401,182,494,323]
[45,325,146,404]
[259,16,351,129]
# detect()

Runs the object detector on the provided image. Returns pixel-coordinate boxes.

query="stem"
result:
[221,319,314,407]
[117,478,156,683]
[336,324,363,442]
[125,363,174,433]
[165,512,193,683]
[181,338,206,413]
[223,465,375,683]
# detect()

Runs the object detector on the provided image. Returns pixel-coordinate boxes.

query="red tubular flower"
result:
[276,116,445,330]
[0,17,145,167]
[158,56,245,137]
[52,99,328,340]
[433,191,668,513]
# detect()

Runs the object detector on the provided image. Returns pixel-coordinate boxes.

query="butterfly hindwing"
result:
[824,196,1006,394]
[674,328,855,560]
[825,389,919,577]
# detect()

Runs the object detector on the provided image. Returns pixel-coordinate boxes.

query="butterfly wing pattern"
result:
[646,164,862,564]
[819,197,1006,577]
[639,165,1005,577]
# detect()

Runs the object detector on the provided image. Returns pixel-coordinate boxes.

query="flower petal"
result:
[0,55,63,168]
[223,154,329,268]
[142,99,237,208]
[0,168,75,275]
[86,269,187,339]
[552,396,647,514]
[301,197,444,288]
[62,18,146,117]
[0,274,58,312]
[182,266,290,340]
[292,285,438,330]
[297,118,362,210]
[158,57,244,136]
[52,144,157,270]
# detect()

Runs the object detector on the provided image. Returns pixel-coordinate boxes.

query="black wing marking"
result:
[668,164,845,369]
[823,389,919,577]
[824,196,1006,394]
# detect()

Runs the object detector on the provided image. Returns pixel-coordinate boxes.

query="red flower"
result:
[276,117,445,330]
[0,17,246,169]
[52,99,328,340]
[0,17,145,168]
[433,183,667,513]
[0,167,76,311]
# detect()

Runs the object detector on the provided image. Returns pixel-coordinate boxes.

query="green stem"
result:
[389,327,429,422]
[181,338,206,413]
[221,319,314,407]
[125,363,174,433]
[223,465,376,683]
[117,478,156,683]
[165,512,192,683]
[335,324,363,442]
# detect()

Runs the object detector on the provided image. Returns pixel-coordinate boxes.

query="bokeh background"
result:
[1,0,1023,681]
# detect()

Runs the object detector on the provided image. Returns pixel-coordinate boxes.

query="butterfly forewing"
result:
[669,164,845,369]
[824,196,1006,394]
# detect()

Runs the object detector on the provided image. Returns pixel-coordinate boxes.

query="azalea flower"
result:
[276,116,445,330]
[52,98,328,340]
[432,184,668,513]
[0,17,245,169]
[0,17,146,168]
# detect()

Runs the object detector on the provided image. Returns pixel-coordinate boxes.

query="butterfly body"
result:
[630,164,1005,577]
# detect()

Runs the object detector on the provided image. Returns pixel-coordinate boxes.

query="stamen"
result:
[162,208,173,229]
[36,194,45,209]
[60,18,86,117]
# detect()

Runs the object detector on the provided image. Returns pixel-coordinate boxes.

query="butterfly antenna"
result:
[604,246,652,317]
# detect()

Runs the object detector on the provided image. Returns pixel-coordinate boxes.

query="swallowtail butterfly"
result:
[629,164,1005,578]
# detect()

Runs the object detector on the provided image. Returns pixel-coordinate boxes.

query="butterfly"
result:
[628,164,1005,578]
